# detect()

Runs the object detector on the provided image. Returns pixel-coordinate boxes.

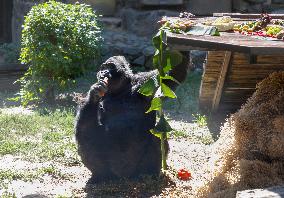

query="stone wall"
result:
[8,0,284,68]
[12,0,39,44]
[233,0,284,13]
[119,0,284,14]
[11,0,284,44]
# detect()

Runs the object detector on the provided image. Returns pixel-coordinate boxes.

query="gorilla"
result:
[75,55,188,183]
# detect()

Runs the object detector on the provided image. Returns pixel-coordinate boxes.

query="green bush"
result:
[18,0,102,105]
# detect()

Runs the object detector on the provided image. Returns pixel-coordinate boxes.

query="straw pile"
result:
[197,71,284,198]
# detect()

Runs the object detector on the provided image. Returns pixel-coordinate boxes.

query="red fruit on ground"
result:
[177,168,192,180]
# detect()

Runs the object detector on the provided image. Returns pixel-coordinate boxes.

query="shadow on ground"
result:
[84,174,175,198]
[22,195,48,198]
[206,112,233,140]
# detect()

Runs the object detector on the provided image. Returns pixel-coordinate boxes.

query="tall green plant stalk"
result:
[159,110,167,170]
[138,30,182,170]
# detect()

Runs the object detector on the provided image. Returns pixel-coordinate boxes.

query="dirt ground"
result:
[0,140,210,198]
[0,109,216,198]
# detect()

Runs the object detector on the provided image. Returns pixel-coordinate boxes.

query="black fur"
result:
[75,55,188,183]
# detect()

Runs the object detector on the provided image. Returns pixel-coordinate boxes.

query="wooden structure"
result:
[166,20,284,113]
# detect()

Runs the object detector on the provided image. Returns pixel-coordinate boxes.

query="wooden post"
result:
[212,51,232,112]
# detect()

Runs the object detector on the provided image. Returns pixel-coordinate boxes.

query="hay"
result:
[197,71,284,198]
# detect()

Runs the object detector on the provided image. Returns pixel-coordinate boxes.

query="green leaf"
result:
[152,52,160,69]
[149,129,163,139]
[161,75,181,85]
[153,30,167,53]
[152,31,162,49]
[138,78,157,96]
[149,114,173,139]
[164,50,183,73]
[156,114,173,132]
[210,27,220,36]
[146,97,162,113]
[161,82,176,98]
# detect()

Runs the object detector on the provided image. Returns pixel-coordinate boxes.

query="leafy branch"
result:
[138,30,182,170]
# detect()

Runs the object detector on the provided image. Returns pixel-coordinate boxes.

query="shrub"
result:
[18,0,102,105]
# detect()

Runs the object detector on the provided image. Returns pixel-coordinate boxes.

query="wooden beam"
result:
[212,51,232,112]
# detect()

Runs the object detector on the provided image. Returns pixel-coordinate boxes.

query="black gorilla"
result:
[75,55,188,183]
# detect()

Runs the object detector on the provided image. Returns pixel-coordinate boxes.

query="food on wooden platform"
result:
[158,17,196,33]
[234,14,284,40]
[203,16,236,31]
[196,72,284,198]
[276,29,284,40]
[158,17,220,35]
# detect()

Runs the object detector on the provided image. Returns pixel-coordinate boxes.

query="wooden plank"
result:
[199,51,225,111]
[236,186,284,198]
[166,32,284,55]
[213,13,284,19]
[212,51,232,112]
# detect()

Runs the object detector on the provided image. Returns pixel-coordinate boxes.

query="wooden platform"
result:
[199,51,284,113]
[167,32,284,55]
[165,18,284,113]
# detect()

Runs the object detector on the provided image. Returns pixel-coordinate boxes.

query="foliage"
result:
[18,0,102,105]
[138,30,182,170]
[192,113,207,127]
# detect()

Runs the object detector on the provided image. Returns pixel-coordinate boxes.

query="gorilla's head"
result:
[97,56,133,94]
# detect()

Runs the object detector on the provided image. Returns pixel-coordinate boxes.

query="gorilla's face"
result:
[97,62,128,95]
[97,56,133,95]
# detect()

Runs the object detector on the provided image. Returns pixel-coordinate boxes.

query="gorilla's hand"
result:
[88,78,108,102]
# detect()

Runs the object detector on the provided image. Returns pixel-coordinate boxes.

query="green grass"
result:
[0,108,79,164]
[199,134,214,145]
[0,165,68,188]
[0,169,39,182]
[170,130,190,139]
[192,113,207,127]
[169,129,214,145]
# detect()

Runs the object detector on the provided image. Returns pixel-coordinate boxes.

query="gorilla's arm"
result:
[75,82,107,141]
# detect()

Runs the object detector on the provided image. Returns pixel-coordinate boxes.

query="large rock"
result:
[272,0,284,3]
[143,46,156,57]
[244,0,267,2]
[120,8,179,37]
[69,0,116,16]
[102,29,152,64]
[186,0,232,15]
[133,55,146,66]
[12,0,41,44]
